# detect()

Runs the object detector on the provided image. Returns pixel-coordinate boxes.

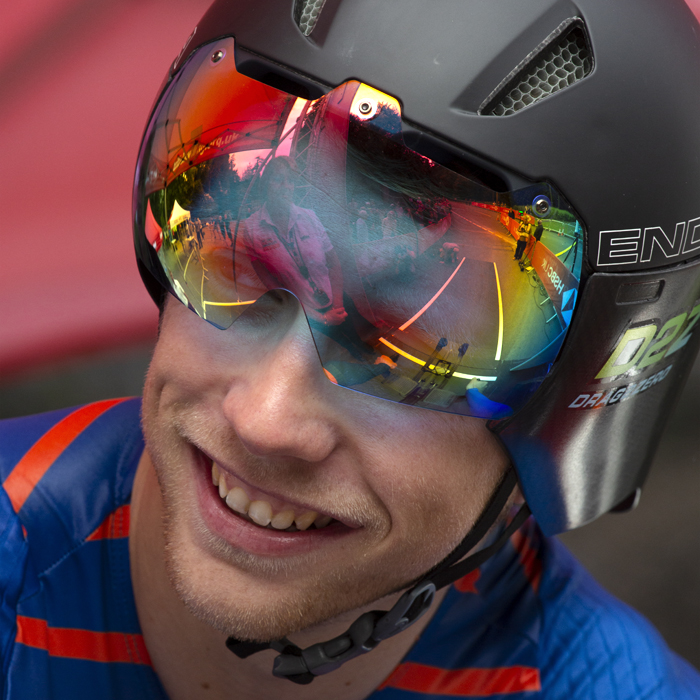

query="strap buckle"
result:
[258,580,436,684]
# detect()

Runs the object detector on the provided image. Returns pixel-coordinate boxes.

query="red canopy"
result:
[146,37,295,190]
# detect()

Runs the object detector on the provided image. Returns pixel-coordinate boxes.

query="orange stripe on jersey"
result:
[2,399,127,514]
[510,528,542,593]
[87,504,131,541]
[16,616,152,666]
[378,662,541,696]
[453,569,480,594]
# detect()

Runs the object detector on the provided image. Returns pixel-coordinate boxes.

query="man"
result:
[2,1,700,699]
[513,223,530,261]
[533,220,544,243]
[240,156,348,327]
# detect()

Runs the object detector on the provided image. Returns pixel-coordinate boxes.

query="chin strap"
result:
[226,468,530,684]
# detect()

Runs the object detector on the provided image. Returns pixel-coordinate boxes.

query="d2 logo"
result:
[596,301,700,379]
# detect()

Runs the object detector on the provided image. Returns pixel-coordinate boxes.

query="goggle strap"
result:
[226,468,530,684]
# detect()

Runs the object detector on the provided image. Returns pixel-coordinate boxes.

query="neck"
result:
[130,451,446,700]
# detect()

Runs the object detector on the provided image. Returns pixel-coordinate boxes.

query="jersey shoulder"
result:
[0,399,158,699]
[538,537,700,699]
[0,398,143,576]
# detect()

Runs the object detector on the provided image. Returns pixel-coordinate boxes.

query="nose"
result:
[221,304,340,462]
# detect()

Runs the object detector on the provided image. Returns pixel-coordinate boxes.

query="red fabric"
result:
[2,399,126,512]
[453,569,480,594]
[86,504,131,541]
[379,662,541,696]
[510,528,542,593]
[158,54,295,185]
[16,616,151,666]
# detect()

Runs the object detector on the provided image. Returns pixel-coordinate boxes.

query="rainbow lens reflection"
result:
[134,37,583,419]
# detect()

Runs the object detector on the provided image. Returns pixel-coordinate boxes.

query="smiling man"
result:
[129,294,511,698]
[3,0,700,698]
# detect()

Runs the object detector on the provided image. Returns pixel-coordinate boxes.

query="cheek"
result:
[146,302,228,408]
[141,309,217,471]
[354,405,507,552]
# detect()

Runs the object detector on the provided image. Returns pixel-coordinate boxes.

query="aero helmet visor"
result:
[134,37,583,420]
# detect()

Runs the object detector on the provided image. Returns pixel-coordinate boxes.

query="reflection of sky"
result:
[232,148,269,175]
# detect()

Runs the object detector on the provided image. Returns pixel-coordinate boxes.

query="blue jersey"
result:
[1,399,698,699]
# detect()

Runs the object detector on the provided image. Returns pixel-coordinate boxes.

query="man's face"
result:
[265,167,295,207]
[141,295,509,642]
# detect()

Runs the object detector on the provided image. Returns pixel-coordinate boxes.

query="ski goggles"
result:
[134,37,583,420]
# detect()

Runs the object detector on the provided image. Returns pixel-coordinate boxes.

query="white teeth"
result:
[314,514,333,529]
[248,500,273,527]
[295,511,318,531]
[225,487,250,515]
[218,472,229,499]
[270,510,295,530]
[211,464,334,531]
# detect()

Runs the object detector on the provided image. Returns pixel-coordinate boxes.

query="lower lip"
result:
[192,451,355,556]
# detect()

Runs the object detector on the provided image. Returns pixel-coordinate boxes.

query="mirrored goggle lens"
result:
[134,37,583,419]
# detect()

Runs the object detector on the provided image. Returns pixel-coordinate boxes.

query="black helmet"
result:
[134,0,700,535]
[132,0,700,679]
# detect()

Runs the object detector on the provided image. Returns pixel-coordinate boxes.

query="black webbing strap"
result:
[226,468,529,684]
[429,501,531,590]
[427,468,521,578]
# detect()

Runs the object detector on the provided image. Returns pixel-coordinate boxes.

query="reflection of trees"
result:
[241,155,266,181]
[149,153,260,229]
[149,167,204,228]
[368,103,402,134]
[207,154,242,202]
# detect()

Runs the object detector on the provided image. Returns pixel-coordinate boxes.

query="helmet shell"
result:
[139,0,700,533]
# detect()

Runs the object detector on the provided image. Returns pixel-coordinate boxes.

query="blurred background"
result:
[1,0,698,669]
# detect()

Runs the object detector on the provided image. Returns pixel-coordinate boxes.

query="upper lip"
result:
[196,446,360,528]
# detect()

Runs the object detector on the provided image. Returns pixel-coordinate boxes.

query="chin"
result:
[160,528,391,643]
[156,483,428,644]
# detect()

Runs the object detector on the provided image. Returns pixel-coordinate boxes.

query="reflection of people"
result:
[381,209,397,238]
[514,222,529,260]
[533,218,544,242]
[367,204,382,240]
[440,241,460,263]
[355,208,370,242]
[241,156,347,326]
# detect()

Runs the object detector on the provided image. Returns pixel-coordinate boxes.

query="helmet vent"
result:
[294,0,328,36]
[479,19,593,116]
